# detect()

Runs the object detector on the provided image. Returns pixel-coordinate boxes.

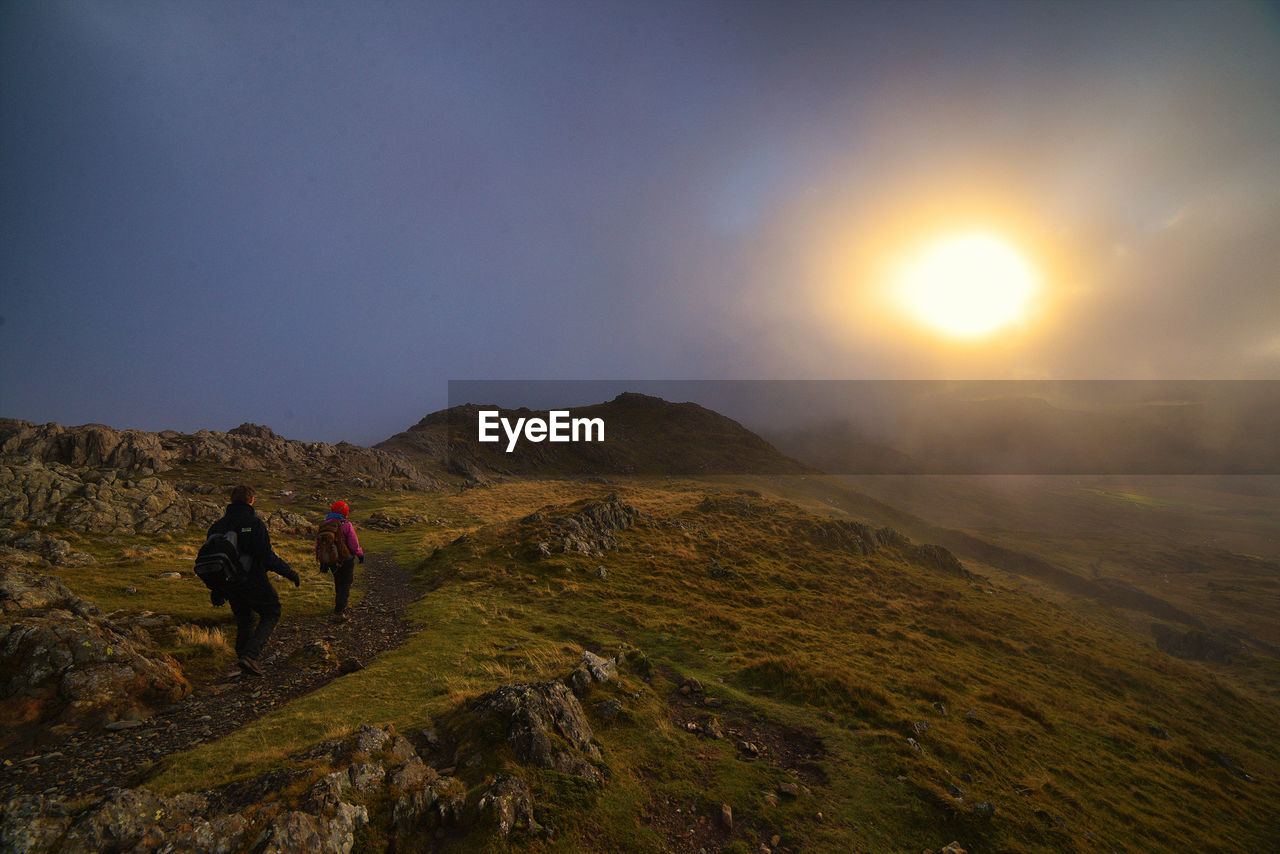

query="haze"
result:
[2,1,1278,444]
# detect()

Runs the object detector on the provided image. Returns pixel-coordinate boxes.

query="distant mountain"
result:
[767,391,1280,474]
[377,392,814,478]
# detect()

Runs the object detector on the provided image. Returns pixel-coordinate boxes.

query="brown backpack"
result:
[315,518,352,567]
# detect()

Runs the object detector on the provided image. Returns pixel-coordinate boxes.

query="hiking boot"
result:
[238,655,264,676]
[331,612,348,625]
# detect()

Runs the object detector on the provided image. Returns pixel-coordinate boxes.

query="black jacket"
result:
[207,502,292,580]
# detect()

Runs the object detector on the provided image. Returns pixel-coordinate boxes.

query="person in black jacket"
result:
[207,483,299,676]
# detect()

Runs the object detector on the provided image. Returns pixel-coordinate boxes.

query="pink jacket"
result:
[319,513,363,560]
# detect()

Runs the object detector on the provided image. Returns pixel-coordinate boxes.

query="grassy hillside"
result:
[777,474,1280,699]
[106,478,1280,853]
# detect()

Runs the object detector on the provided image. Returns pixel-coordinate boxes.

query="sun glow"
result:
[892,232,1039,338]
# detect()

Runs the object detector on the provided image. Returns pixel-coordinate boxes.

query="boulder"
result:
[0,568,189,747]
[0,794,72,854]
[1,566,100,618]
[473,680,603,783]
[392,775,466,836]
[288,640,336,669]
[158,814,250,854]
[252,803,368,854]
[59,788,172,852]
[477,774,539,838]
[387,755,436,794]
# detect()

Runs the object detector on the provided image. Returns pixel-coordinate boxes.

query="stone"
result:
[0,794,72,854]
[1,572,189,747]
[159,814,250,854]
[389,735,419,762]
[348,760,386,792]
[388,756,436,793]
[393,775,466,835]
[580,650,617,683]
[252,803,368,854]
[305,771,353,812]
[0,566,100,617]
[288,640,336,668]
[473,680,603,783]
[778,782,801,798]
[477,775,538,838]
[350,722,392,755]
[596,698,623,722]
[568,666,593,698]
[59,787,168,853]
[720,803,734,831]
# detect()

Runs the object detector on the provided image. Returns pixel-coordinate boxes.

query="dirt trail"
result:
[1,553,418,801]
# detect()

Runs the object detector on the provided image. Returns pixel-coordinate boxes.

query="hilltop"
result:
[1,404,1278,852]
[377,392,814,479]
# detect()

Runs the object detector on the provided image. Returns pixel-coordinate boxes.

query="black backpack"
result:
[194,528,254,589]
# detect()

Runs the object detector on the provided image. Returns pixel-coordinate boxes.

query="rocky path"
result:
[1,553,419,802]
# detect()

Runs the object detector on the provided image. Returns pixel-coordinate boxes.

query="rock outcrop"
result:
[3,646,650,851]
[0,418,438,535]
[0,567,189,748]
[525,493,647,557]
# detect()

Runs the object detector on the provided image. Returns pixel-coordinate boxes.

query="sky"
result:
[2,0,1278,445]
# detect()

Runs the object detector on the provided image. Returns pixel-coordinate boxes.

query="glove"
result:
[210,590,226,607]
[318,563,330,574]
[284,568,301,587]
[357,554,365,564]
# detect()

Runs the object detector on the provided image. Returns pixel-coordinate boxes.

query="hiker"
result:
[315,499,364,623]
[207,484,300,675]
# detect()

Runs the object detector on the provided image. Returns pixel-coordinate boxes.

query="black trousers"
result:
[332,558,356,615]
[227,575,281,660]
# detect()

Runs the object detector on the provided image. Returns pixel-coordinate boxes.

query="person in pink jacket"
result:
[315,500,364,623]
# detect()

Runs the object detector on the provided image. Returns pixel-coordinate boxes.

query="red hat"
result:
[330,500,349,518]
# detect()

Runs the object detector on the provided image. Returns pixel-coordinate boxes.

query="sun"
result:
[892,231,1039,338]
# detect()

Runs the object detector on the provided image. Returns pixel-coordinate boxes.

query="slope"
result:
[377,392,814,479]
[124,481,1280,853]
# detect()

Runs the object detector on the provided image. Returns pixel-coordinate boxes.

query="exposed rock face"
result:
[0,794,71,854]
[252,804,368,854]
[3,648,642,851]
[0,421,168,475]
[807,518,967,577]
[473,680,604,783]
[0,567,189,748]
[0,565,100,618]
[477,775,538,838]
[0,461,222,534]
[527,494,647,557]
[0,418,438,535]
